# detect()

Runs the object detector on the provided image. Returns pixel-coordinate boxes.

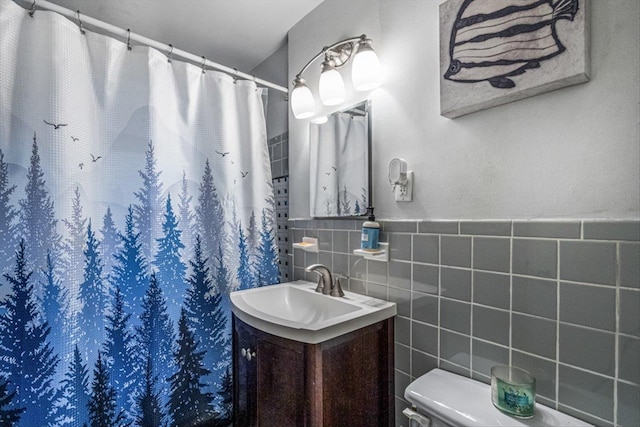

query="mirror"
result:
[309,100,372,218]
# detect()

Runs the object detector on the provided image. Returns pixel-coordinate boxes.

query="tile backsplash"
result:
[289,219,640,427]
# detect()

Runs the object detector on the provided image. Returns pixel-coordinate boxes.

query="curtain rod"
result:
[20,0,289,94]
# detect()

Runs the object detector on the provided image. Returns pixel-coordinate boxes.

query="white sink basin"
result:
[230,281,396,343]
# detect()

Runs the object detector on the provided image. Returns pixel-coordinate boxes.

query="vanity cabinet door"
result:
[233,316,305,426]
[256,338,305,426]
[233,316,257,425]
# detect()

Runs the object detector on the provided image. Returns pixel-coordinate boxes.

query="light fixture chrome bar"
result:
[294,35,367,80]
[20,0,289,94]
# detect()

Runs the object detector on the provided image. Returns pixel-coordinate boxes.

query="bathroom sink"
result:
[230,280,396,343]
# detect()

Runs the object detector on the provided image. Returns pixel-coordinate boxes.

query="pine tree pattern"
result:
[0,130,278,425]
[168,309,215,426]
[136,273,175,411]
[60,345,90,427]
[0,240,60,426]
[103,286,138,423]
[88,353,125,427]
[18,134,61,278]
[153,195,186,324]
[0,149,18,276]
[78,220,107,368]
[0,376,23,425]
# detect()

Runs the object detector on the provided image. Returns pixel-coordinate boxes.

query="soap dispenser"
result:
[361,207,380,251]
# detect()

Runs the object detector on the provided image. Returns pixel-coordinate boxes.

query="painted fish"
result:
[444,0,579,88]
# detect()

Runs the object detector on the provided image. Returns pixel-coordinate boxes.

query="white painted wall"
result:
[288,0,640,220]
[252,43,289,139]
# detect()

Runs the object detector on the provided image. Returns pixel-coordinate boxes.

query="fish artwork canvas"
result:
[439,0,590,118]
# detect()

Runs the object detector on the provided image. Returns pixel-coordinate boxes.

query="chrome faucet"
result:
[305,264,344,297]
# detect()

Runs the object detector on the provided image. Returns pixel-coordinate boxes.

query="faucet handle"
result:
[330,276,345,297]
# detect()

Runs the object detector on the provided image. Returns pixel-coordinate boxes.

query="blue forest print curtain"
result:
[0,0,280,425]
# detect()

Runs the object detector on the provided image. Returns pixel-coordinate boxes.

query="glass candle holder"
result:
[491,365,536,418]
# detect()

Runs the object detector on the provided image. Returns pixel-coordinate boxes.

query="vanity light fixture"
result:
[290,34,381,119]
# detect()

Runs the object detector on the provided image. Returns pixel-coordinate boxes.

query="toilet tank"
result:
[404,369,591,426]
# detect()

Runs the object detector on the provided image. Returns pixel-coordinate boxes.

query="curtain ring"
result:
[126,29,132,50]
[167,44,173,63]
[28,1,36,17]
[76,10,85,34]
[201,56,206,74]
[233,68,238,84]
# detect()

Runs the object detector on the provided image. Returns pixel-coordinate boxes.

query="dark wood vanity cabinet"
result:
[232,315,394,427]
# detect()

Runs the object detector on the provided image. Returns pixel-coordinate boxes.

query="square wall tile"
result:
[412,349,438,379]
[440,267,471,301]
[473,271,510,310]
[332,252,349,277]
[512,350,557,401]
[512,276,557,320]
[620,289,640,337]
[395,370,411,403]
[512,238,557,279]
[367,259,388,285]
[389,287,411,318]
[617,382,640,427]
[368,282,387,300]
[619,335,640,384]
[560,241,616,286]
[559,282,615,331]
[511,313,556,359]
[390,233,412,261]
[440,299,471,334]
[440,361,470,377]
[473,237,510,273]
[389,261,411,290]
[318,229,332,251]
[441,236,471,268]
[472,305,509,346]
[558,365,614,422]
[559,323,615,376]
[332,230,349,253]
[348,230,361,252]
[471,340,508,378]
[394,316,410,346]
[620,243,640,289]
[395,343,410,374]
[349,255,366,281]
[413,264,439,294]
[413,234,439,264]
[412,293,438,326]
[412,321,438,356]
[440,330,470,368]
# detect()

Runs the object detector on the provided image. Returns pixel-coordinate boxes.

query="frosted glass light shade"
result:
[352,44,382,91]
[290,80,315,119]
[319,68,345,106]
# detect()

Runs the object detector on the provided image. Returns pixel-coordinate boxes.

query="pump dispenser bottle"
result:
[361,207,380,250]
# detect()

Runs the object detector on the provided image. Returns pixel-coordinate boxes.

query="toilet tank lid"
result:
[404,369,592,427]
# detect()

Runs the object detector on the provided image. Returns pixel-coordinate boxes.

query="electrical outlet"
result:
[395,171,413,202]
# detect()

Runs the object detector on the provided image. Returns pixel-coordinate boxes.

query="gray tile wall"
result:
[288,219,640,427]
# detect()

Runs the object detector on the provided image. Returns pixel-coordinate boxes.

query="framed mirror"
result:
[309,100,372,218]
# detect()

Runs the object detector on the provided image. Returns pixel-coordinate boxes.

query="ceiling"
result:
[42,0,324,72]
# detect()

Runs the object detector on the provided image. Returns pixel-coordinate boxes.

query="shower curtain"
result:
[0,0,279,425]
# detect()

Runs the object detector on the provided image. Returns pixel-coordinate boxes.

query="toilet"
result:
[403,369,592,426]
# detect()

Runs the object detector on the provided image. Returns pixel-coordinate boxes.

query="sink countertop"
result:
[230,280,397,344]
